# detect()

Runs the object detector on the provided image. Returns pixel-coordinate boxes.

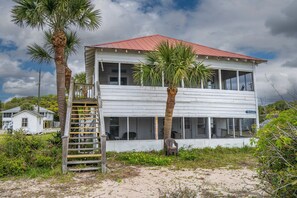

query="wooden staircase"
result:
[62,80,106,173]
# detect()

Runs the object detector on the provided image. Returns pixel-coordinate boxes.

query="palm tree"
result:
[73,72,86,84]
[12,0,101,134]
[28,30,80,91]
[134,41,212,141]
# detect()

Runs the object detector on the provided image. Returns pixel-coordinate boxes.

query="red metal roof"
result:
[91,34,265,62]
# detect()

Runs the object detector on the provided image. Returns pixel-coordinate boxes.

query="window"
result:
[109,77,119,85]
[22,118,28,127]
[239,71,254,91]
[221,70,237,90]
[109,77,127,85]
[3,113,12,118]
[110,117,119,137]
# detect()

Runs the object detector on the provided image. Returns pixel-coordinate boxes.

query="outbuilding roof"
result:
[13,110,43,118]
[1,105,54,114]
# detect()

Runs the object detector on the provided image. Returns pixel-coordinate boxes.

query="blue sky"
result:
[0,0,297,103]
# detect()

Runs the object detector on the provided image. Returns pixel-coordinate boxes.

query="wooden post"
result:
[127,117,129,140]
[218,69,222,90]
[155,116,158,140]
[182,117,185,139]
[239,118,243,136]
[101,134,107,173]
[233,118,235,138]
[118,63,121,86]
[236,71,240,91]
[208,117,211,139]
[62,136,68,173]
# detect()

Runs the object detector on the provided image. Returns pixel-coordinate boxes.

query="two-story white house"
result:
[1,106,54,130]
[83,34,266,152]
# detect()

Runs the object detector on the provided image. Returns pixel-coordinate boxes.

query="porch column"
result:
[239,118,243,136]
[127,117,129,140]
[236,70,240,91]
[253,66,260,129]
[94,59,99,96]
[227,119,230,135]
[162,71,165,87]
[181,78,184,88]
[218,69,222,90]
[233,118,235,138]
[118,63,121,86]
[208,117,211,139]
[155,116,158,140]
[182,117,185,139]
[201,80,204,89]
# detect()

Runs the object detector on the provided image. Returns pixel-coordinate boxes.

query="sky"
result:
[0,0,297,104]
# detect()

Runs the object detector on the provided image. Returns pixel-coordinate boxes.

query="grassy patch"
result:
[111,146,256,170]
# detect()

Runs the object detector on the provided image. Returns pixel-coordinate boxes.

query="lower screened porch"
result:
[104,117,256,152]
[105,117,256,140]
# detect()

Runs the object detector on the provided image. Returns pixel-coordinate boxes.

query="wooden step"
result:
[72,106,98,108]
[68,167,99,172]
[67,154,101,158]
[69,136,99,140]
[70,122,99,124]
[71,126,97,129]
[67,160,100,165]
[70,132,100,135]
[71,114,98,116]
[69,142,99,145]
[71,117,98,120]
[68,147,99,151]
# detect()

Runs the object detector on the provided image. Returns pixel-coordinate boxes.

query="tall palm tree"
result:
[12,0,101,134]
[28,30,80,91]
[134,41,212,141]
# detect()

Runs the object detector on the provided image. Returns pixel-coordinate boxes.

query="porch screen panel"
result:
[239,71,254,91]
[204,70,219,89]
[121,64,137,86]
[99,62,119,85]
[221,70,237,90]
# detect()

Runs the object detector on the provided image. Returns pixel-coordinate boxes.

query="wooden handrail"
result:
[62,78,74,173]
[96,81,107,173]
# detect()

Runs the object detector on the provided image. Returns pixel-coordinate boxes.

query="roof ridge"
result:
[91,34,162,47]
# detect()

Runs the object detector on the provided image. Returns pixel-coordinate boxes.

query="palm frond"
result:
[27,43,52,64]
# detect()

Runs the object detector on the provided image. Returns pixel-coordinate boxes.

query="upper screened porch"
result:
[82,50,259,121]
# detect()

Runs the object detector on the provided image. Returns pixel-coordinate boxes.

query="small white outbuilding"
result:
[12,110,43,134]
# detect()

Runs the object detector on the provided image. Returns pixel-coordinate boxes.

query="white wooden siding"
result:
[100,85,256,118]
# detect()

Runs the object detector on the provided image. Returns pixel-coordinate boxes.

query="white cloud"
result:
[1,0,297,103]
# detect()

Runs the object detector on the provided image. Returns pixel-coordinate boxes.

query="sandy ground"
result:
[0,166,266,198]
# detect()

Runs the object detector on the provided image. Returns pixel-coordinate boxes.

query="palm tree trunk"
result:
[163,87,178,140]
[52,30,67,136]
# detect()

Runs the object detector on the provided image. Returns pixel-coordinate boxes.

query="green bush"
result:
[0,154,27,177]
[0,131,61,177]
[253,108,297,197]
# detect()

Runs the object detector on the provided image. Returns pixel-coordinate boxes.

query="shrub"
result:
[0,155,27,177]
[253,108,297,197]
[0,131,61,177]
